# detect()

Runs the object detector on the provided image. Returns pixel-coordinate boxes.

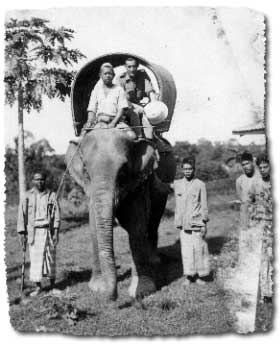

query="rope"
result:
[55,136,85,201]
[84,125,155,131]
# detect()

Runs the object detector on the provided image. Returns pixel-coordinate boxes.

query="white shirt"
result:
[87,81,128,117]
[236,172,260,203]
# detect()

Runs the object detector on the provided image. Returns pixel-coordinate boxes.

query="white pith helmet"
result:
[144,101,169,125]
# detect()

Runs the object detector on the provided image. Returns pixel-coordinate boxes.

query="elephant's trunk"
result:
[92,178,117,299]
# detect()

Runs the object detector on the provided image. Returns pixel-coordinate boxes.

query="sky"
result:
[4,7,266,153]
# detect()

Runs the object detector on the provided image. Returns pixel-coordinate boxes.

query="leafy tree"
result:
[5,136,74,205]
[173,139,265,181]
[4,17,85,201]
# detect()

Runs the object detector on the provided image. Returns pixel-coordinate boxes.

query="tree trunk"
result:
[17,87,26,202]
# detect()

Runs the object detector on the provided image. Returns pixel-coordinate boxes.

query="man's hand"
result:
[108,121,117,129]
[80,129,87,137]
[149,92,159,102]
[52,229,59,246]
[86,111,97,128]
[201,226,207,239]
[168,183,174,194]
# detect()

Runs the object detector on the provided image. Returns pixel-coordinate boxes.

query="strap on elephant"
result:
[55,135,86,201]
[55,125,168,201]
[84,124,153,131]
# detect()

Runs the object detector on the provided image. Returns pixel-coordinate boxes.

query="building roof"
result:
[232,119,265,136]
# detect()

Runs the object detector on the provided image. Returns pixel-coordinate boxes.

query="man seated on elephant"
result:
[74,62,171,194]
[116,57,158,139]
[78,62,137,140]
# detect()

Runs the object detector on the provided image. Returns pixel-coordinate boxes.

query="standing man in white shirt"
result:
[174,156,210,286]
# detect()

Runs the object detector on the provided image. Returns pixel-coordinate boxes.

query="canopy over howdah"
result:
[71,53,177,136]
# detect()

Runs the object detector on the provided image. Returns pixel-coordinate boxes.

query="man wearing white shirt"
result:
[83,62,129,132]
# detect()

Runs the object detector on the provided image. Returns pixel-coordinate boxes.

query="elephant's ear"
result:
[65,143,91,195]
[132,140,156,175]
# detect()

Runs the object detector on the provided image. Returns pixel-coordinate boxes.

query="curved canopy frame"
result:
[71,52,177,136]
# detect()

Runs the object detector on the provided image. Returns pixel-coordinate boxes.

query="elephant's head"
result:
[66,129,157,299]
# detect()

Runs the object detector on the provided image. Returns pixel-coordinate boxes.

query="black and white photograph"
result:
[2,4,276,338]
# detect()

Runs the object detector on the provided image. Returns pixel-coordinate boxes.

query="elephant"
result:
[65,127,176,301]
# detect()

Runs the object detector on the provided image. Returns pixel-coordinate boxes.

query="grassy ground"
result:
[5,187,272,336]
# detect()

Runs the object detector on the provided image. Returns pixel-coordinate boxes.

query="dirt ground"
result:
[5,190,272,336]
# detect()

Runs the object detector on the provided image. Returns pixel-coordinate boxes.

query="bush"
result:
[5,138,82,205]
[5,135,265,205]
[173,139,265,182]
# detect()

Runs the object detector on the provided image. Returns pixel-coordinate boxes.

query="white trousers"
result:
[29,228,56,282]
[180,229,210,277]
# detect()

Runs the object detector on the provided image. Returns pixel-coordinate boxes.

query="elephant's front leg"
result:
[88,196,117,300]
[118,190,156,299]
[88,197,105,293]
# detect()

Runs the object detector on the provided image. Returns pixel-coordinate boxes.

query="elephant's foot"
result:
[88,277,117,301]
[88,276,107,293]
[128,275,156,299]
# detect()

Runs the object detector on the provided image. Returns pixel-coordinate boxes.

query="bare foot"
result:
[30,286,42,297]
[182,278,191,287]
[196,278,206,286]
